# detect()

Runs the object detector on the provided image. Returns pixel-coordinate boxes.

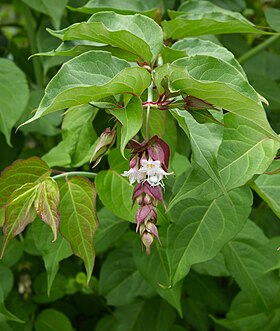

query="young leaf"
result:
[0,59,29,146]
[1,183,38,259]
[0,157,51,208]
[110,96,143,158]
[163,0,269,39]
[59,177,98,283]
[48,12,163,62]
[167,186,252,285]
[34,178,60,242]
[154,57,279,143]
[95,170,137,222]
[22,51,151,124]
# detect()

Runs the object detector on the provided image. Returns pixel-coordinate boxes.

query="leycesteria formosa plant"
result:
[2,1,280,329]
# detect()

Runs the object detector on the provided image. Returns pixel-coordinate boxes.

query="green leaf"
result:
[31,220,72,295]
[222,220,280,311]
[155,56,279,143]
[0,157,51,208]
[265,8,280,32]
[163,0,269,39]
[192,252,230,277]
[1,183,39,258]
[22,0,68,29]
[43,105,98,167]
[171,109,229,201]
[169,37,246,77]
[70,0,161,17]
[49,12,163,62]
[215,291,280,331]
[113,297,177,331]
[252,161,280,218]
[0,264,13,299]
[111,96,142,158]
[167,186,252,284]
[0,59,29,146]
[34,178,60,241]
[99,245,154,306]
[95,208,129,254]
[134,227,183,315]
[59,177,98,283]
[0,288,23,324]
[34,309,72,331]
[95,170,137,222]
[22,51,151,123]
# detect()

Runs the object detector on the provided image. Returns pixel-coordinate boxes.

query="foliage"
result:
[1,0,280,330]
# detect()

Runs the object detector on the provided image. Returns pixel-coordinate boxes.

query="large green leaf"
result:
[162,0,268,39]
[155,56,278,143]
[22,51,151,124]
[69,0,161,17]
[34,309,72,331]
[99,245,154,306]
[31,220,72,295]
[252,161,280,218]
[111,96,142,158]
[215,291,280,331]
[34,178,60,241]
[95,170,137,222]
[0,59,29,145]
[22,0,68,29]
[48,12,163,63]
[222,220,280,311]
[0,157,51,208]
[167,186,252,284]
[1,183,39,258]
[59,177,98,283]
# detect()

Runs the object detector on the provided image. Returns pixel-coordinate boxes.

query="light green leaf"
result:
[111,96,142,158]
[265,8,280,32]
[155,56,278,143]
[1,183,39,258]
[22,0,68,30]
[192,252,230,277]
[95,170,137,222]
[59,177,98,283]
[0,59,29,145]
[48,12,163,63]
[222,220,280,311]
[0,157,51,208]
[34,178,60,241]
[34,309,72,331]
[99,245,154,306]
[22,51,150,124]
[252,161,280,218]
[31,220,72,295]
[0,288,23,323]
[168,186,252,284]
[163,0,269,39]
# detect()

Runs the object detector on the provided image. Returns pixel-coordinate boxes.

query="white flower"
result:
[121,168,139,185]
[139,158,173,187]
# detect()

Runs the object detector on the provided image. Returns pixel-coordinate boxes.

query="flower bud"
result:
[91,128,116,167]
[141,231,154,255]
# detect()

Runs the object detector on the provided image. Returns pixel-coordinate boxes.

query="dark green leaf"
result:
[34,309,72,331]
[0,288,23,323]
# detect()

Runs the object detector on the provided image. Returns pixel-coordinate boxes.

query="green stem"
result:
[52,172,97,180]
[146,82,154,140]
[238,34,280,64]
[21,3,44,87]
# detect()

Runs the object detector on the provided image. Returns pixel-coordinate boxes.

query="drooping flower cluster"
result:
[122,136,172,254]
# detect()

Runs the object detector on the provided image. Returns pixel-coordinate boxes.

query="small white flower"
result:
[121,168,139,185]
[139,158,173,187]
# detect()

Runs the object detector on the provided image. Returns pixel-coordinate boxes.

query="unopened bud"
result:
[184,95,214,110]
[141,231,154,255]
[91,128,116,167]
